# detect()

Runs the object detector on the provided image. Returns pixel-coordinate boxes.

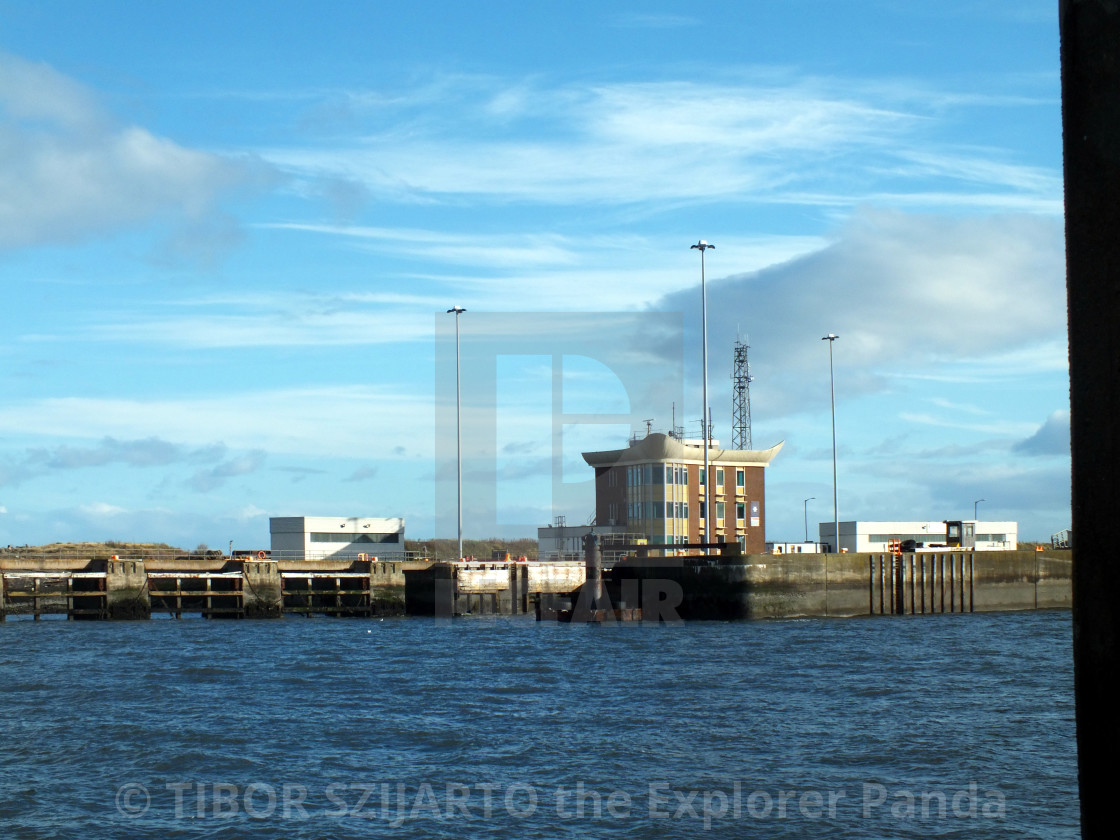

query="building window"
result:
[699,468,705,487]
[736,502,745,521]
[716,468,724,488]
[736,468,745,488]
[716,501,726,522]
[310,532,399,544]
[699,501,706,520]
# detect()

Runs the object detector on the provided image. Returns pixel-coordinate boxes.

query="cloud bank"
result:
[0,51,273,256]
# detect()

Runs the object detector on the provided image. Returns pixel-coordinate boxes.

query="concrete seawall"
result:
[1,550,1071,621]
[607,550,1072,620]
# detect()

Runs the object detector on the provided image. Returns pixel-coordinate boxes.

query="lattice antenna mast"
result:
[731,338,753,450]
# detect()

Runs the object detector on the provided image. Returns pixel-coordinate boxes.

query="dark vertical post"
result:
[909,555,915,615]
[868,555,875,615]
[1062,3,1120,836]
[920,555,926,614]
[878,555,886,615]
[939,556,945,613]
[584,531,602,607]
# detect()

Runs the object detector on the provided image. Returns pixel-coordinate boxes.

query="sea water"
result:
[0,610,1079,838]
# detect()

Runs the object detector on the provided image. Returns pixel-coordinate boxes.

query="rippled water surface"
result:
[0,610,1078,838]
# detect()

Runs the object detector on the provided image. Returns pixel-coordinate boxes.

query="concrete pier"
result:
[105,558,151,620]
[404,560,586,617]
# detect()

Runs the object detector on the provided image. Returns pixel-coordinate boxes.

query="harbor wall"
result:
[1,551,1071,621]
[609,550,1072,619]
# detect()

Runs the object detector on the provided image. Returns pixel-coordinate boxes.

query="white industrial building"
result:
[766,541,827,554]
[818,520,1018,554]
[269,516,406,561]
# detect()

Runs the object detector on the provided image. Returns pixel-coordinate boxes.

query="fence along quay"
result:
[0,544,1071,621]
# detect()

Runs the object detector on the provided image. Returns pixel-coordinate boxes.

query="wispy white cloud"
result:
[256,75,1060,214]
[261,222,583,268]
[898,412,1037,436]
[0,387,435,460]
[0,51,275,255]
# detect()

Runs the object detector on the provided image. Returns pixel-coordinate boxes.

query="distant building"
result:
[818,520,1018,554]
[269,516,406,561]
[766,541,826,554]
[581,432,784,553]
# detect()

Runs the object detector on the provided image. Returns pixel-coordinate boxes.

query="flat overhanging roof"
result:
[582,432,784,469]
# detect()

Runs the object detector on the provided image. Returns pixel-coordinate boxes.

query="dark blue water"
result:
[0,610,1078,838]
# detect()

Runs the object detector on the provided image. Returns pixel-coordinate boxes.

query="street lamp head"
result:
[447,305,466,314]
[822,333,839,341]
[691,240,714,251]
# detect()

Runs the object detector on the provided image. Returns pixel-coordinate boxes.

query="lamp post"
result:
[822,334,839,552]
[974,498,985,520]
[804,497,815,543]
[691,240,715,550]
[447,305,466,560]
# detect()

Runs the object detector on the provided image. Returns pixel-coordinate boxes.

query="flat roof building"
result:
[818,520,1018,554]
[269,516,406,561]
[582,432,783,554]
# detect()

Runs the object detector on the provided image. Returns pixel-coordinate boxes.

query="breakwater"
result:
[0,549,1071,621]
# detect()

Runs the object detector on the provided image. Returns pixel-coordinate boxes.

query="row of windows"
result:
[625,501,754,521]
[621,464,750,489]
[628,501,691,520]
[868,533,1008,544]
[310,532,401,544]
[626,464,691,487]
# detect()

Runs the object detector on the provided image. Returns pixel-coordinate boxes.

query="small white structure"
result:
[818,520,1018,554]
[766,541,826,554]
[270,516,406,561]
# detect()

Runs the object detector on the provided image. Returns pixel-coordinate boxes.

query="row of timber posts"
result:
[869,551,974,616]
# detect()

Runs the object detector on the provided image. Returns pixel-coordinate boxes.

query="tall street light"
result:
[691,240,714,550]
[822,334,839,552]
[447,305,466,560]
[804,497,815,543]
[974,498,985,520]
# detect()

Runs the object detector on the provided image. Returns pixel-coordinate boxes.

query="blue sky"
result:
[0,1,1067,550]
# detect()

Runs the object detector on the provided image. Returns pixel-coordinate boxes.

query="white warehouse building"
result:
[269,516,406,561]
[819,520,1018,554]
